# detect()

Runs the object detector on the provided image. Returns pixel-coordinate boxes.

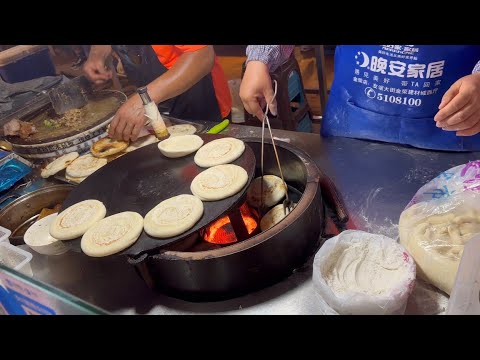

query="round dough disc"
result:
[91,137,129,158]
[66,153,107,178]
[190,164,248,201]
[81,211,144,257]
[260,203,296,232]
[50,199,107,240]
[158,134,204,158]
[167,124,197,137]
[126,135,158,152]
[41,152,79,178]
[144,194,204,238]
[194,137,245,168]
[247,175,287,208]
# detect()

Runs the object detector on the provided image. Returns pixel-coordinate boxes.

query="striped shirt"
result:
[246,45,294,72]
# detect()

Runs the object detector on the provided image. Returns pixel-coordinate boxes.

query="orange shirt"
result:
[151,45,232,119]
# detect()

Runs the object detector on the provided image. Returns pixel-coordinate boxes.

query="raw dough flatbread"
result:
[50,199,107,240]
[66,153,107,178]
[399,201,480,295]
[194,137,245,168]
[144,194,203,238]
[260,203,296,232]
[41,152,79,178]
[167,124,197,137]
[125,135,158,152]
[65,173,87,184]
[158,134,204,158]
[81,211,144,257]
[190,164,248,201]
[247,175,287,208]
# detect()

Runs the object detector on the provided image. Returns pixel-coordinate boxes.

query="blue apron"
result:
[322,45,480,151]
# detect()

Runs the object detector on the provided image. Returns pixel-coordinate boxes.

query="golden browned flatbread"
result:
[91,137,129,158]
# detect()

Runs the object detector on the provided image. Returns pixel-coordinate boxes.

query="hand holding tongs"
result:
[260,80,294,216]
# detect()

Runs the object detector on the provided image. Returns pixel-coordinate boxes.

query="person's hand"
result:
[240,61,277,121]
[83,58,112,85]
[434,73,480,136]
[109,95,145,142]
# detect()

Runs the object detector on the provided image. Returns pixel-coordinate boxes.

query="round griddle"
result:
[61,134,256,258]
[6,91,125,146]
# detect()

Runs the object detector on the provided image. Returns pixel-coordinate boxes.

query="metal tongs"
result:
[260,80,294,216]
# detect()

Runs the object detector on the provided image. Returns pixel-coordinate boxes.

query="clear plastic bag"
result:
[399,190,480,295]
[399,160,480,295]
[227,79,245,124]
[312,230,416,315]
[407,160,480,207]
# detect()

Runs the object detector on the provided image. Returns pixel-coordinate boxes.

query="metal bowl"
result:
[0,184,74,245]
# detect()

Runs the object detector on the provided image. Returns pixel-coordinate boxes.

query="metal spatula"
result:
[48,77,90,115]
[446,235,480,315]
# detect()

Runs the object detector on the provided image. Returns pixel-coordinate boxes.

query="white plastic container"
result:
[312,230,416,315]
[23,213,68,256]
[0,226,11,244]
[0,242,33,277]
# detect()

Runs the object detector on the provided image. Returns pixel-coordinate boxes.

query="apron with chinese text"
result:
[322,45,480,151]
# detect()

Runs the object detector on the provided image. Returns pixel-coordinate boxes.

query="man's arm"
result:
[240,45,295,120]
[83,45,113,84]
[109,46,215,142]
[145,45,215,104]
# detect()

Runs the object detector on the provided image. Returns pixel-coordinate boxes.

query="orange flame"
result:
[203,203,258,245]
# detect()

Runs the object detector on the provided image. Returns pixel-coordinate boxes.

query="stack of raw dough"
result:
[399,199,480,295]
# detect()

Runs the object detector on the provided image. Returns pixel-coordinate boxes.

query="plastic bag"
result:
[0,157,32,193]
[312,230,416,315]
[399,161,480,295]
[227,79,245,124]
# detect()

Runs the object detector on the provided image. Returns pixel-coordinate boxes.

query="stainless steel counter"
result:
[21,123,480,314]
